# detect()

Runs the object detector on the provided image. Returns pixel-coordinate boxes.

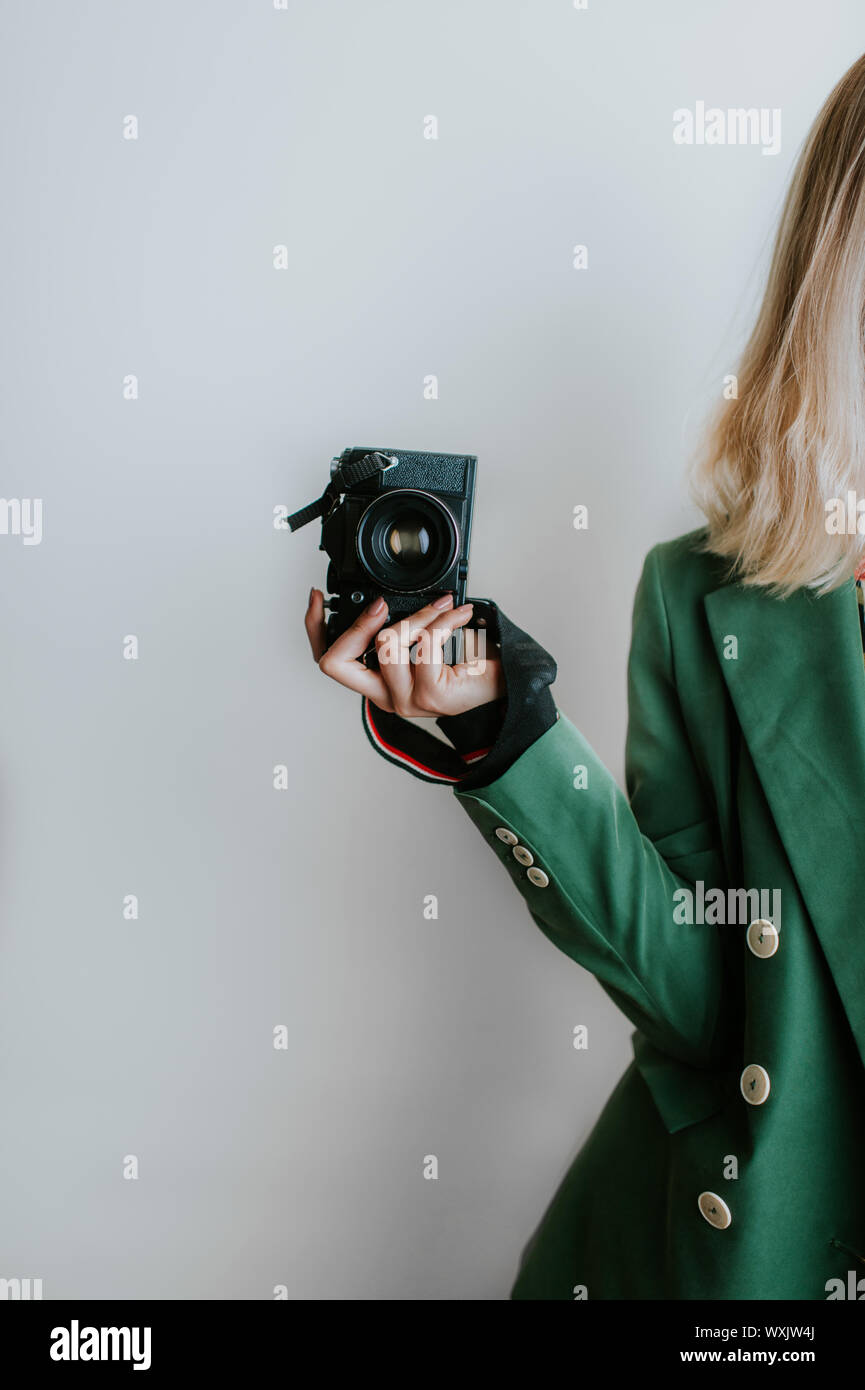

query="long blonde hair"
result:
[693,54,865,593]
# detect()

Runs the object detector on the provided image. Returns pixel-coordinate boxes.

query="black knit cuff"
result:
[436,698,506,758]
[436,605,558,791]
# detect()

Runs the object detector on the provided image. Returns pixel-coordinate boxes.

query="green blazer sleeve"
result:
[452,545,727,1066]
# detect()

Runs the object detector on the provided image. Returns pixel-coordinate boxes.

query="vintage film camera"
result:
[288,447,494,666]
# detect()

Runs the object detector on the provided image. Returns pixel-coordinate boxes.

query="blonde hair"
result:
[692,54,865,593]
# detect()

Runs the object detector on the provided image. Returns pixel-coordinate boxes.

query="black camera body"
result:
[288,446,491,663]
[319,446,477,646]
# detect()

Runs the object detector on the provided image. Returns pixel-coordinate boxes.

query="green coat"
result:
[453,529,865,1300]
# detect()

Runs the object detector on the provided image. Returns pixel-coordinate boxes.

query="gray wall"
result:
[0,0,857,1299]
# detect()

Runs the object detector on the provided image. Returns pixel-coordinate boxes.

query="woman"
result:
[303,55,865,1300]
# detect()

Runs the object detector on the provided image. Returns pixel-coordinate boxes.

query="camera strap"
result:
[361,696,483,784]
[286,451,398,532]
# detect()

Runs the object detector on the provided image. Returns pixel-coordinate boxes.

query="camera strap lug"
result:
[286,451,399,532]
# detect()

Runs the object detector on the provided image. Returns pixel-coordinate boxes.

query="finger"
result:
[323,595,391,664]
[317,596,395,709]
[372,593,455,712]
[423,603,476,663]
[380,592,455,650]
[304,588,328,662]
[374,615,418,711]
[412,604,478,706]
[320,652,395,710]
[453,626,504,696]
[417,650,505,715]
[458,624,500,677]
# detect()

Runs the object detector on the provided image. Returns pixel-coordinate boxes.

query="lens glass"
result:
[386,514,431,567]
[356,490,458,592]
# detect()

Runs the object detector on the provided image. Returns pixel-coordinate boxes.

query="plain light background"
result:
[0,0,860,1300]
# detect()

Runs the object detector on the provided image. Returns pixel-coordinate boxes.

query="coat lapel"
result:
[704,576,865,1068]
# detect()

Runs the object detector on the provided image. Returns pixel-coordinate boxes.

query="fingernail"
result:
[309,587,315,605]
[367,596,386,615]
[433,593,454,608]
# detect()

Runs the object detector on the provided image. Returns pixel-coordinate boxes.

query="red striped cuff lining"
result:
[362,697,488,784]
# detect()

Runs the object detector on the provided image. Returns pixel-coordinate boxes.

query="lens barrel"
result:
[355,489,459,592]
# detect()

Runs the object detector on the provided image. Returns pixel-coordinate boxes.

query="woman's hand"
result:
[304,589,505,717]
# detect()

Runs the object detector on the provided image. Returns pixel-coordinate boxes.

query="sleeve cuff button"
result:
[526,866,549,887]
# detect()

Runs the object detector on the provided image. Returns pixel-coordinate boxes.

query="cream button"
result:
[527,866,549,888]
[513,844,534,866]
[747,919,779,958]
[740,1063,771,1105]
[698,1191,732,1230]
[495,827,518,846]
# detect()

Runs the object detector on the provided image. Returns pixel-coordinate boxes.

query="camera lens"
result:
[386,514,431,567]
[356,490,458,592]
